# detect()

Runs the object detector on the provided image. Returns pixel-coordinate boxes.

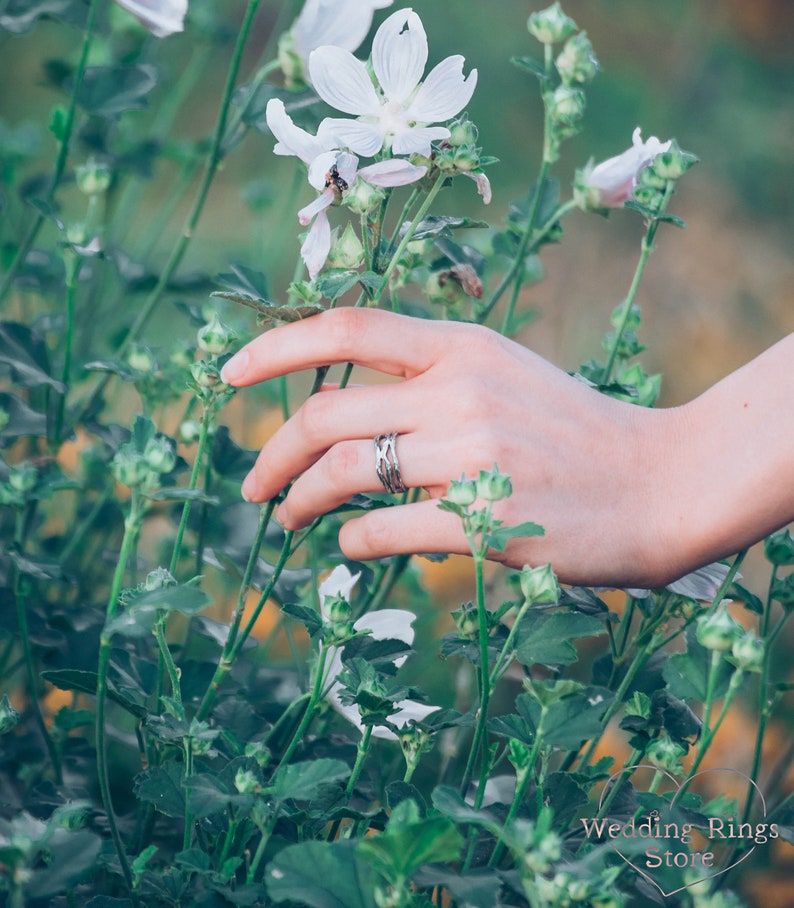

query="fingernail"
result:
[220,349,249,385]
[241,470,257,502]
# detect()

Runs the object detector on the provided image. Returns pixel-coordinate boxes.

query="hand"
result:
[221,307,693,586]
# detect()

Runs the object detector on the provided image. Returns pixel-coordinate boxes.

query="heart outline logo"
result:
[595,764,767,897]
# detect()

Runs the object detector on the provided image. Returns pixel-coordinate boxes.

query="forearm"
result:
[658,332,794,577]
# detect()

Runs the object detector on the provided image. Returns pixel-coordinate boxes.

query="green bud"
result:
[614,362,662,408]
[476,465,512,502]
[287,280,323,305]
[447,116,479,147]
[9,462,37,493]
[326,222,364,270]
[145,567,176,591]
[75,157,112,195]
[170,345,194,369]
[528,2,577,44]
[507,738,533,772]
[127,345,155,373]
[190,359,224,389]
[197,313,236,356]
[111,446,149,488]
[637,165,668,191]
[343,178,387,216]
[179,419,202,444]
[0,694,20,734]
[324,593,352,625]
[696,607,744,652]
[399,724,433,767]
[549,85,586,125]
[234,768,261,795]
[730,631,765,673]
[567,879,591,902]
[556,31,599,85]
[524,831,563,875]
[652,140,698,180]
[764,528,794,565]
[646,734,686,774]
[451,601,480,640]
[445,476,478,508]
[243,740,272,768]
[425,269,466,307]
[143,436,177,474]
[277,31,307,91]
[519,562,560,605]
[325,620,357,647]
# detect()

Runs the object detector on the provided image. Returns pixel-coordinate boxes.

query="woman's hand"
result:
[221,307,794,588]
[221,307,692,586]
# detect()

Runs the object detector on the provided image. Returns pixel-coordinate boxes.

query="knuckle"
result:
[345,511,394,557]
[324,441,362,489]
[296,394,332,446]
[325,307,367,358]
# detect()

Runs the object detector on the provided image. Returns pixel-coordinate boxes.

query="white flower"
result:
[309,8,478,157]
[292,0,394,64]
[318,566,437,740]
[266,99,426,278]
[575,127,672,209]
[113,0,187,37]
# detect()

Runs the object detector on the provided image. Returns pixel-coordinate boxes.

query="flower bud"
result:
[507,738,533,773]
[528,2,577,44]
[144,567,175,591]
[9,462,37,494]
[76,157,112,195]
[324,593,352,625]
[343,178,386,216]
[476,466,512,502]
[326,223,364,270]
[425,270,466,308]
[549,85,586,125]
[197,313,236,356]
[399,724,432,766]
[555,32,599,85]
[0,694,20,735]
[127,345,155,374]
[111,446,149,488]
[143,436,177,474]
[646,734,686,774]
[190,359,224,389]
[451,601,480,641]
[325,620,357,647]
[520,563,560,606]
[179,419,202,444]
[277,30,307,92]
[652,141,698,180]
[764,528,794,566]
[244,740,272,768]
[234,768,261,795]
[696,606,743,652]
[730,631,765,673]
[447,117,479,148]
[445,477,478,508]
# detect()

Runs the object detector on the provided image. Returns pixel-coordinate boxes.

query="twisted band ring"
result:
[374,433,407,494]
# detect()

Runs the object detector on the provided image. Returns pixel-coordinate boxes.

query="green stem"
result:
[346,726,374,797]
[461,553,491,800]
[489,599,530,686]
[82,0,263,412]
[54,254,80,448]
[95,495,143,905]
[274,644,330,770]
[688,667,743,777]
[0,0,100,303]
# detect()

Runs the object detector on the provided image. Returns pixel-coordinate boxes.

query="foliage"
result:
[0,3,791,908]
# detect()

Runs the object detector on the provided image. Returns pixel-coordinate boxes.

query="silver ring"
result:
[374,433,407,494]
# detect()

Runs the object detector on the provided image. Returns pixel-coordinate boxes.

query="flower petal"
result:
[391,125,449,156]
[294,0,394,59]
[463,170,492,204]
[309,46,380,116]
[114,0,187,37]
[358,159,426,187]
[407,56,477,123]
[300,209,332,278]
[266,98,326,163]
[318,565,360,610]
[372,9,428,104]
[321,118,386,157]
[307,150,342,192]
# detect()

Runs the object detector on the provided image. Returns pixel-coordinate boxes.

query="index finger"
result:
[220,307,448,387]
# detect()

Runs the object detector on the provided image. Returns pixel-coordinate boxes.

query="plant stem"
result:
[346,726,374,797]
[54,254,80,448]
[95,495,143,905]
[274,644,330,770]
[0,0,100,303]
[688,667,743,777]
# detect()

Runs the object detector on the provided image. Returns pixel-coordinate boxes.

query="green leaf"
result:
[281,602,323,637]
[510,54,547,79]
[77,64,158,117]
[25,828,101,899]
[356,800,464,882]
[431,786,501,835]
[413,867,502,908]
[515,610,605,666]
[215,263,270,300]
[314,269,361,301]
[134,762,186,818]
[406,215,489,241]
[211,291,324,324]
[662,625,735,701]
[184,773,250,819]
[267,840,378,908]
[485,520,544,552]
[0,392,47,441]
[40,669,147,718]
[0,0,73,35]
[0,321,62,391]
[271,759,350,802]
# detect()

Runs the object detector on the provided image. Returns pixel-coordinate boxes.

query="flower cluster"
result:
[267,8,480,278]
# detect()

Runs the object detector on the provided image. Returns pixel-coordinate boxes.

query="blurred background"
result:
[2,1,793,901]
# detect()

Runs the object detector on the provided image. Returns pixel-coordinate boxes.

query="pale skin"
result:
[220,307,794,589]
